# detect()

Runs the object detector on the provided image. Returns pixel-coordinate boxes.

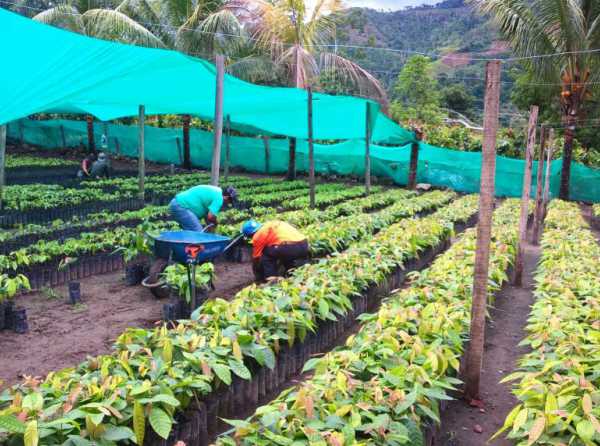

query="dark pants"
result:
[254,240,309,281]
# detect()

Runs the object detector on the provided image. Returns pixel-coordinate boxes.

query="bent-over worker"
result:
[77,152,97,178]
[169,185,237,232]
[242,220,309,282]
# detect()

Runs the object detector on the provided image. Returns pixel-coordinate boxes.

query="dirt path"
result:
[581,204,600,243]
[439,237,541,446]
[0,261,253,388]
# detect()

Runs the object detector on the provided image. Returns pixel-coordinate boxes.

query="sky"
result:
[345,0,441,10]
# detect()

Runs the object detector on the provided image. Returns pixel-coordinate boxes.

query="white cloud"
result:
[344,0,441,10]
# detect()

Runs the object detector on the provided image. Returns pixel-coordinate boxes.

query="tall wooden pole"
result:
[407,130,421,189]
[287,138,297,180]
[531,125,547,244]
[263,136,270,174]
[513,105,539,286]
[138,105,145,201]
[365,103,371,195]
[182,115,191,170]
[464,60,502,401]
[542,129,555,219]
[211,55,225,186]
[86,115,95,152]
[0,125,6,210]
[308,88,315,209]
[224,115,231,181]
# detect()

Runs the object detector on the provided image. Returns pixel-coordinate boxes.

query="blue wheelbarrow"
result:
[142,229,243,304]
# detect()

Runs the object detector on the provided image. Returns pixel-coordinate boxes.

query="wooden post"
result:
[365,103,371,195]
[115,137,121,156]
[175,137,183,165]
[308,88,315,209]
[182,115,191,170]
[263,136,270,174]
[531,125,547,244]
[19,120,24,145]
[513,105,539,286]
[287,138,297,180]
[464,60,502,401]
[211,55,225,186]
[407,130,421,189]
[224,115,231,181]
[542,129,555,219]
[0,125,6,210]
[60,125,67,148]
[138,105,145,201]
[86,115,95,152]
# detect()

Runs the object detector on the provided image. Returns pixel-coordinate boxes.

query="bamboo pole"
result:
[531,125,547,244]
[365,103,371,195]
[224,115,231,181]
[513,105,539,286]
[464,60,502,401]
[542,129,555,219]
[407,129,422,189]
[308,87,315,209]
[138,105,145,201]
[211,55,225,186]
[0,125,6,210]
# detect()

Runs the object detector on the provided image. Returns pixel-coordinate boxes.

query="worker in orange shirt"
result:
[241,220,310,282]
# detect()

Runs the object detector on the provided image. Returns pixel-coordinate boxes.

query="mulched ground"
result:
[438,231,541,445]
[0,261,253,389]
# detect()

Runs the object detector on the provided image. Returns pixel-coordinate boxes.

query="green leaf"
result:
[24,420,38,446]
[138,394,180,407]
[0,415,26,434]
[149,407,172,440]
[102,426,136,441]
[22,393,44,412]
[133,401,145,445]
[212,364,232,385]
[228,360,251,380]
[576,420,595,442]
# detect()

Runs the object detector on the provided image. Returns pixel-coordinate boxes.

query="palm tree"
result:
[202,0,387,178]
[471,0,600,200]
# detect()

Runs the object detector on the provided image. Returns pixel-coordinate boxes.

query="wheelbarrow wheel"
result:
[142,258,170,299]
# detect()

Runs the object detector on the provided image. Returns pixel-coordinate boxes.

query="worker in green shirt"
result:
[169,185,237,232]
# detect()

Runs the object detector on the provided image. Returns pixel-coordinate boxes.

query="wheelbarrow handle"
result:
[222,233,244,254]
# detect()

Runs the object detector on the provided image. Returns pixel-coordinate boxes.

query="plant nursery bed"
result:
[0,261,255,389]
[146,234,464,446]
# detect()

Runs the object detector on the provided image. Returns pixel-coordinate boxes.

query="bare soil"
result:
[581,204,600,243]
[438,236,541,446]
[0,261,253,389]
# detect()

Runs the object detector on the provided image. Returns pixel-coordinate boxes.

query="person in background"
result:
[242,219,309,282]
[77,152,97,178]
[90,152,110,178]
[169,185,237,232]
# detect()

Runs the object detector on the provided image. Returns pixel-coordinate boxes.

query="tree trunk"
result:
[0,125,6,210]
[183,114,191,170]
[513,105,538,286]
[532,126,548,244]
[464,60,501,401]
[559,110,577,200]
[86,115,95,153]
[287,138,297,180]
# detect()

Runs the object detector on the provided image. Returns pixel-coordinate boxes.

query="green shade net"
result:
[0,9,414,145]
[8,118,600,203]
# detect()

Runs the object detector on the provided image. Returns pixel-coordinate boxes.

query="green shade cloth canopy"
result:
[0,9,414,144]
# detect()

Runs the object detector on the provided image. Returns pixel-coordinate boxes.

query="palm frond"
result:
[277,44,319,88]
[115,0,173,45]
[32,5,86,34]
[319,51,388,105]
[226,55,282,83]
[176,9,245,56]
[82,8,165,47]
